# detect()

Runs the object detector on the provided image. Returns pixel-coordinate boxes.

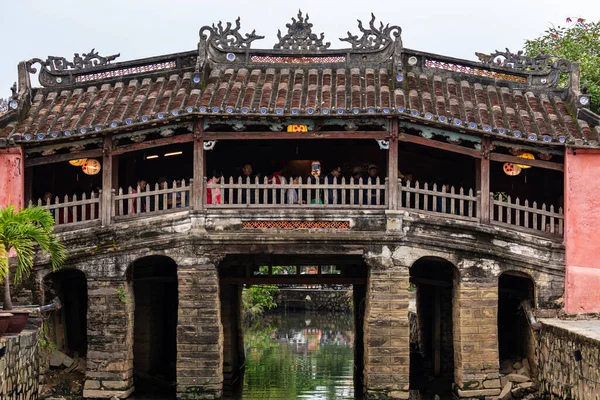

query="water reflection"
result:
[231,312,359,400]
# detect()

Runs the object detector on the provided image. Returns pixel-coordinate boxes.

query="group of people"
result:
[207,161,384,205]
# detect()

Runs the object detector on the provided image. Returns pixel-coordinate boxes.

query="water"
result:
[231,312,359,400]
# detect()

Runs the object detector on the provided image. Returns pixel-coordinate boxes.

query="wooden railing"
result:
[399,180,479,221]
[490,194,564,236]
[113,180,192,218]
[29,178,564,238]
[205,176,388,208]
[28,192,101,227]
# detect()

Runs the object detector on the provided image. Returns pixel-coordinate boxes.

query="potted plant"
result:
[0,205,65,334]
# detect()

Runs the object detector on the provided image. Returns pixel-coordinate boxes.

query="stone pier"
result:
[363,251,411,399]
[176,257,224,399]
[83,278,135,398]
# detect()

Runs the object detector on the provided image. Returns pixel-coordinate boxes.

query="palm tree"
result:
[0,206,66,310]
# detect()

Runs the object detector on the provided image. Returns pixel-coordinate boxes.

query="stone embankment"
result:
[0,330,40,400]
[274,288,352,312]
[537,319,600,400]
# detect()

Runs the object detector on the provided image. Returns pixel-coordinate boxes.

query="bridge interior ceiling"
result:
[218,254,368,284]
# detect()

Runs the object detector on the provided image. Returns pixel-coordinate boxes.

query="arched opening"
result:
[127,256,178,397]
[43,269,88,357]
[498,272,536,378]
[409,257,457,399]
[218,254,367,399]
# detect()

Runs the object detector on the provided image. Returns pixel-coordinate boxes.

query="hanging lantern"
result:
[287,124,308,132]
[516,152,534,169]
[82,159,101,175]
[503,162,521,176]
[69,158,87,166]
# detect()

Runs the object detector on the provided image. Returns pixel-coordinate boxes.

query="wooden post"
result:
[388,119,399,210]
[101,134,113,226]
[192,118,205,210]
[479,137,490,223]
[24,168,32,204]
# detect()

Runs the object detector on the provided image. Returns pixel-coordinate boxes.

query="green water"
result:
[232,312,359,400]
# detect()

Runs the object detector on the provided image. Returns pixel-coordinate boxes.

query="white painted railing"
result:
[399,180,478,221]
[113,180,192,217]
[490,194,564,236]
[29,192,101,227]
[205,176,388,208]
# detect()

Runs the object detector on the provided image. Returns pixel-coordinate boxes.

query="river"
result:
[228,311,360,400]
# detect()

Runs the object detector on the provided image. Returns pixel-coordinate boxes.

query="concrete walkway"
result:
[540,318,600,341]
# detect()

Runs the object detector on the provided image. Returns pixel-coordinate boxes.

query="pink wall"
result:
[565,149,600,313]
[0,147,24,209]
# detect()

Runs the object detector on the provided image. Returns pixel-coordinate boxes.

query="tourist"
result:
[240,163,254,204]
[286,177,305,205]
[307,160,323,204]
[365,164,380,205]
[268,163,286,204]
[325,165,342,205]
[351,167,362,204]
[130,179,147,214]
[207,170,223,205]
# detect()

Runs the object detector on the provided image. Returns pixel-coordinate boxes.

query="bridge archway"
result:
[43,268,88,357]
[127,255,178,397]
[409,256,458,398]
[218,254,368,398]
[498,272,536,377]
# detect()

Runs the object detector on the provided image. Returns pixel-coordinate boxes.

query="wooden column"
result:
[387,119,399,210]
[479,137,490,223]
[192,118,205,210]
[101,135,113,226]
[24,167,32,204]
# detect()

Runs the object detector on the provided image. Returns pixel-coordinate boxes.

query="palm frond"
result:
[0,205,65,284]
[0,243,8,280]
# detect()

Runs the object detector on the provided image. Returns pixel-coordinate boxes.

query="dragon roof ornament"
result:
[475,48,552,71]
[200,17,264,50]
[26,49,120,74]
[340,13,401,50]
[274,10,330,51]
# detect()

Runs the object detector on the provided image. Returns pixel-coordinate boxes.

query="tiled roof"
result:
[2,66,597,146]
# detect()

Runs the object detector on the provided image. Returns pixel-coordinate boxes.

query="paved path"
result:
[540,318,600,341]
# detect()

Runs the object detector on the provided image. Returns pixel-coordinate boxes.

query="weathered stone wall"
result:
[83,278,135,398]
[538,319,600,399]
[0,330,40,400]
[363,249,411,399]
[275,288,353,312]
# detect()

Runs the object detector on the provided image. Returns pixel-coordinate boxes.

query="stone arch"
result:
[126,255,179,397]
[498,271,537,379]
[42,268,88,357]
[409,256,458,398]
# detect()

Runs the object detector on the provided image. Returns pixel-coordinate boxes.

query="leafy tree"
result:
[0,206,66,310]
[524,17,600,113]
[242,285,279,320]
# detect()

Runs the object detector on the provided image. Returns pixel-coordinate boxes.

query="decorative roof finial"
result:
[200,17,264,50]
[340,13,401,50]
[10,82,17,100]
[274,10,330,51]
[475,48,551,71]
[26,50,120,74]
